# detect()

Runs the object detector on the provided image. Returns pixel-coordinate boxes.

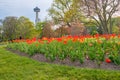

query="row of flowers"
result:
[7,34,120,65]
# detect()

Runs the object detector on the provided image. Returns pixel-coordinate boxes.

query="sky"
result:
[0,0,53,23]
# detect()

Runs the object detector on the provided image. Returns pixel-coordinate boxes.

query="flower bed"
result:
[7,34,120,65]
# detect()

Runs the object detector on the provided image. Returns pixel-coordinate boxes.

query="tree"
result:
[2,16,19,41]
[42,22,55,38]
[48,0,83,27]
[82,0,120,34]
[55,26,70,37]
[2,16,36,41]
[112,17,120,27]
[112,17,120,34]
[83,19,100,34]
[0,27,2,41]
[0,19,3,41]
[18,16,36,39]
[35,22,46,38]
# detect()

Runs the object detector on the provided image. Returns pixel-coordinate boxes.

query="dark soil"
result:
[7,48,120,71]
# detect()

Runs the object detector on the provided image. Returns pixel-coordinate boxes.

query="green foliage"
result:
[112,17,120,34]
[48,0,84,25]
[35,22,46,38]
[1,16,36,41]
[83,19,99,35]
[7,36,120,65]
[0,27,3,42]
[113,26,119,34]
[36,22,45,30]
[112,17,120,27]
[2,16,19,41]
[18,16,36,39]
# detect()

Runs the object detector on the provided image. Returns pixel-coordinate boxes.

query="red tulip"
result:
[56,38,62,42]
[63,41,67,44]
[105,58,111,63]
[32,37,36,41]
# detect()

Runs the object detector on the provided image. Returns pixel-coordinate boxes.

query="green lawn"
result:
[0,46,120,80]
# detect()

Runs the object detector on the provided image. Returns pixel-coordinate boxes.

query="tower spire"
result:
[34,7,40,25]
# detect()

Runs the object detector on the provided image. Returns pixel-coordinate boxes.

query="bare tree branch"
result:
[82,0,120,34]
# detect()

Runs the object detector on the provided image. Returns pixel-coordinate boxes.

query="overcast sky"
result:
[0,0,53,23]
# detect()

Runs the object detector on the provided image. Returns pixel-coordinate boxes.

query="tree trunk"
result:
[109,17,113,34]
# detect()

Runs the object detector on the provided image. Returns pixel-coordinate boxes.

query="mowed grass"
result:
[0,46,120,80]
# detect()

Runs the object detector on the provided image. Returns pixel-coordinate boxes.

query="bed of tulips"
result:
[7,34,120,65]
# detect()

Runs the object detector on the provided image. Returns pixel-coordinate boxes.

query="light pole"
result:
[34,7,40,25]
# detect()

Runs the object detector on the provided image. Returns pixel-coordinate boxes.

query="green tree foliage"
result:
[0,20,3,41]
[2,16,36,41]
[2,16,19,41]
[83,20,99,35]
[49,0,120,34]
[35,21,46,38]
[18,16,36,39]
[48,0,83,27]
[112,17,120,34]
[112,17,120,27]
[0,27,2,41]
